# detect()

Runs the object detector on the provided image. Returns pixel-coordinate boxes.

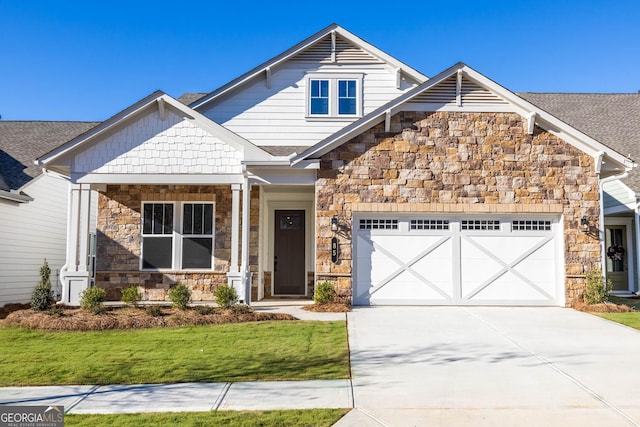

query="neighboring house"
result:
[0,121,98,306]
[37,24,633,307]
[519,93,640,295]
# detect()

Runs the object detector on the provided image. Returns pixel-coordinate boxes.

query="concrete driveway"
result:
[337,307,640,427]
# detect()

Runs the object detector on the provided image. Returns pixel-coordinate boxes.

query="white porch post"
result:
[635,203,640,293]
[226,183,243,300]
[227,179,251,305]
[60,183,92,305]
[230,184,241,273]
[241,176,252,305]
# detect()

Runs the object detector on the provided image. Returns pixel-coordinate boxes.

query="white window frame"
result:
[305,73,363,120]
[141,201,215,272]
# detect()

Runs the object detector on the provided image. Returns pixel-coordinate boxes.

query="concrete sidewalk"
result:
[0,380,353,414]
[0,301,352,416]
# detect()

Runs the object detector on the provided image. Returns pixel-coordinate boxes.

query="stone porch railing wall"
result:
[315,111,601,306]
[95,184,260,301]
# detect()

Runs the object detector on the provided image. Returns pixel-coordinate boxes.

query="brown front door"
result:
[274,210,306,295]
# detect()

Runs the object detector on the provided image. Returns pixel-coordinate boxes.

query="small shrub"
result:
[168,284,191,310]
[584,267,613,305]
[146,305,164,317]
[80,286,107,314]
[194,305,216,315]
[31,286,53,312]
[121,286,141,307]
[31,259,53,311]
[214,285,238,308]
[314,281,336,304]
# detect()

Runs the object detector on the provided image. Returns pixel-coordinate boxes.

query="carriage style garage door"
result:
[353,216,562,306]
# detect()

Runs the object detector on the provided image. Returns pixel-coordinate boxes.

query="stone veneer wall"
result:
[96,184,259,301]
[315,112,601,306]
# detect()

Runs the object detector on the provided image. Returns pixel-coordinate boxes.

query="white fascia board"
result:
[73,173,244,185]
[37,91,165,166]
[165,95,271,161]
[291,64,465,165]
[293,62,633,172]
[247,168,316,185]
[191,24,428,110]
[0,189,33,203]
[39,92,271,169]
[460,66,633,171]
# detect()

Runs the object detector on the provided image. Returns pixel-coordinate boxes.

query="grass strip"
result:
[65,409,349,427]
[0,321,348,386]
[594,312,640,330]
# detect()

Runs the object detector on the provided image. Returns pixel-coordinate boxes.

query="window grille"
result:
[461,220,501,231]
[410,219,450,230]
[512,220,551,231]
[359,219,399,230]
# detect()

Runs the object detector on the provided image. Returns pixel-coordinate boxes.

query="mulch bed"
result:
[0,303,30,320]
[572,301,633,313]
[4,307,297,331]
[302,303,351,313]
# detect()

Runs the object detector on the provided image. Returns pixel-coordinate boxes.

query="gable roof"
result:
[0,121,98,198]
[291,63,633,175]
[190,23,428,110]
[38,91,272,176]
[177,92,207,106]
[519,93,640,189]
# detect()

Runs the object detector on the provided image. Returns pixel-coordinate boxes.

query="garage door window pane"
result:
[461,220,500,231]
[359,219,398,230]
[512,220,551,231]
[411,219,449,230]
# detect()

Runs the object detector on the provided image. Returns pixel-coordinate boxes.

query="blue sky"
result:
[1,0,639,121]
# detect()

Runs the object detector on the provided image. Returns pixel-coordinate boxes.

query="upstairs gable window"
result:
[306,74,362,119]
[338,80,357,114]
[310,80,329,114]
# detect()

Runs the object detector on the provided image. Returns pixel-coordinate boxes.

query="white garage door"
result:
[353,216,562,306]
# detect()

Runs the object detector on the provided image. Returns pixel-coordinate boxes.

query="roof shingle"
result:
[0,121,99,191]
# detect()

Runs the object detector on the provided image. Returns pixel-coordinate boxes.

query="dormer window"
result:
[306,73,363,119]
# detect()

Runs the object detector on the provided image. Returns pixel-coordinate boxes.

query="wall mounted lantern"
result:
[580,217,589,232]
[331,217,338,232]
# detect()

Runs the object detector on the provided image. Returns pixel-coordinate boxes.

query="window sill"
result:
[305,116,361,122]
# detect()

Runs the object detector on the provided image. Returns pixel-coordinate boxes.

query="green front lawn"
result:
[594,312,640,330]
[65,409,349,427]
[0,321,348,386]
[593,295,640,330]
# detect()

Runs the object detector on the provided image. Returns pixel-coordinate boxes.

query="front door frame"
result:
[273,209,306,294]
[604,217,635,293]
[260,187,314,299]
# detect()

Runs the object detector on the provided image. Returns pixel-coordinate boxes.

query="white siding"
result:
[199,63,420,147]
[603,180,634,210]
[74,109,243,175]
[0,175,68,305]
